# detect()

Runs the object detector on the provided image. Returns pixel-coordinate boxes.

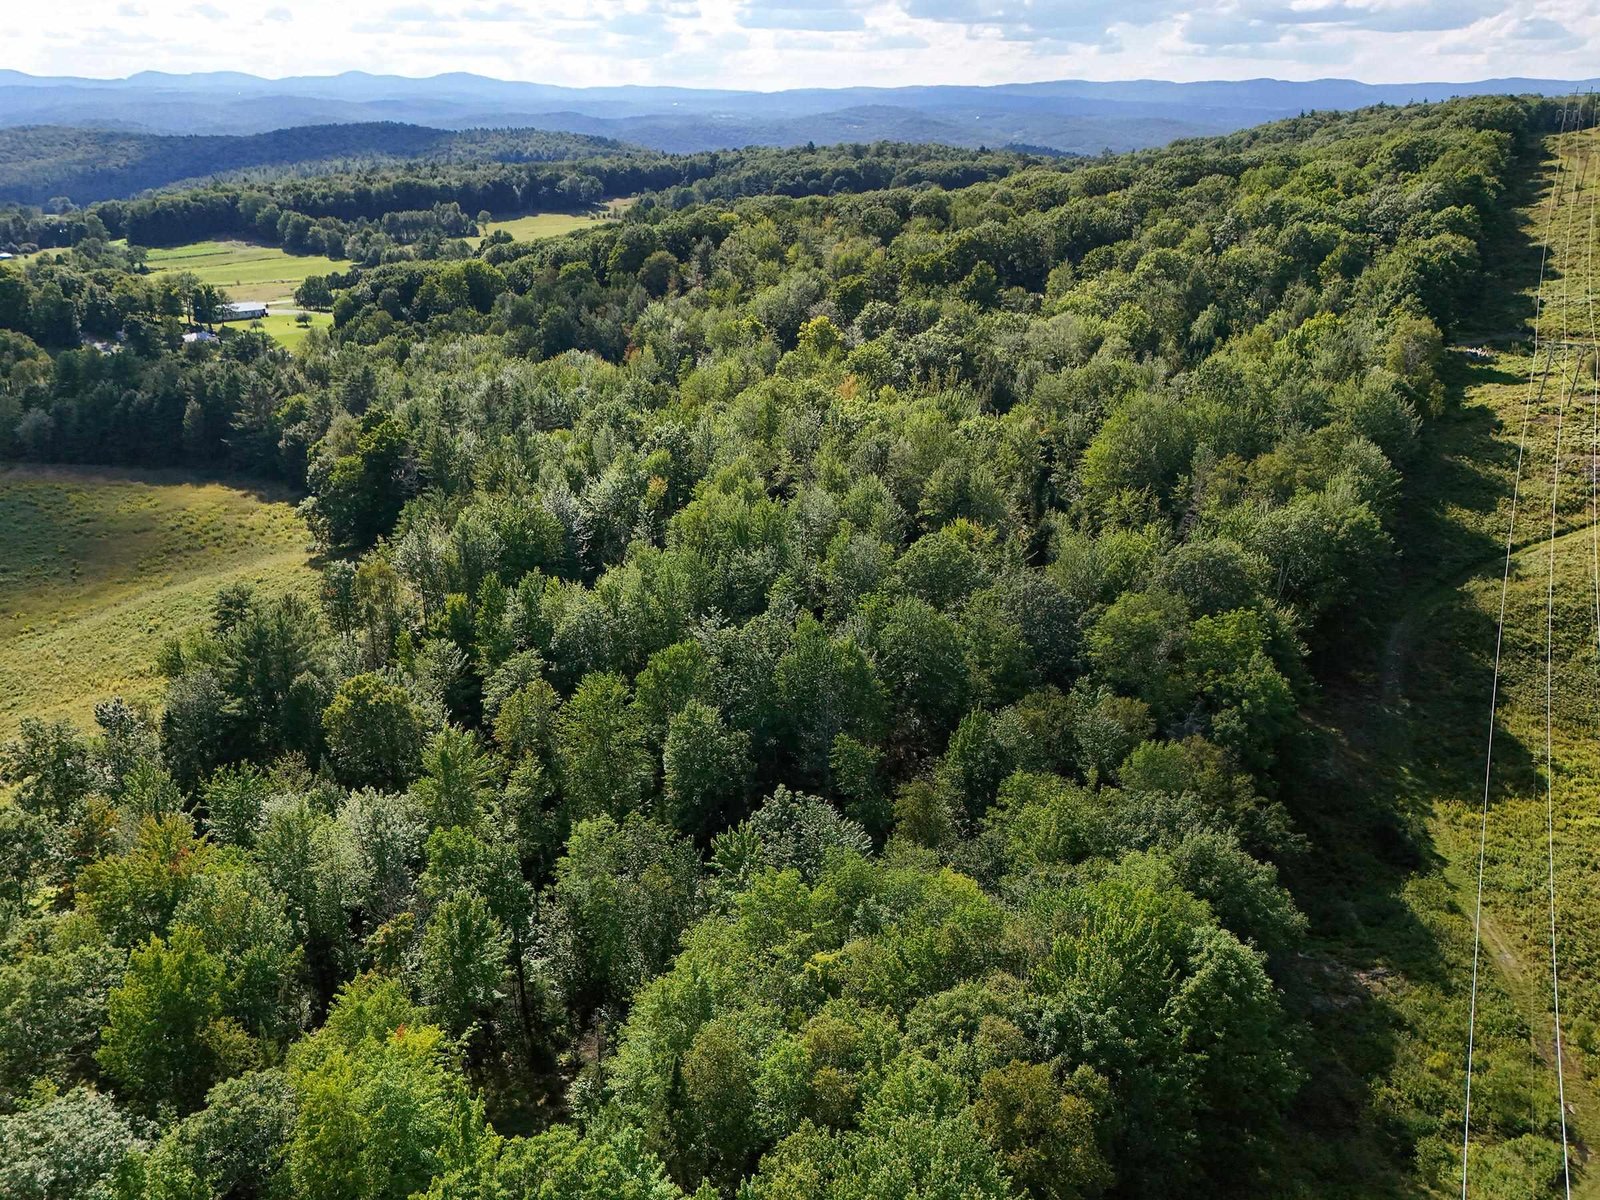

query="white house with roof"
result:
[220,301,268,322]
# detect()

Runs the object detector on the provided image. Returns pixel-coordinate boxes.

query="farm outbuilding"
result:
[220,301,268,321]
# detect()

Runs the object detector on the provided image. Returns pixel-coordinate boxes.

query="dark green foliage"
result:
[0,1086,147,1200]
[548,814,701,1015]
[322,674,423,790]
[305,412,417,555]
[0,123,633,208]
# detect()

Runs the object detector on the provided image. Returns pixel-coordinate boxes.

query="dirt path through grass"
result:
[1288,123,1600,1199]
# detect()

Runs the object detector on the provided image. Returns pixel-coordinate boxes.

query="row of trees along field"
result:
[0,94,1551,1199]
[0,141,1035,268]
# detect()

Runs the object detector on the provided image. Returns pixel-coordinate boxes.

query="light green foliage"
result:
[285,977,486,1200]
[77,814,214,949]
[743,1105,1016,1200]
[631,641,712,745]
[972,1062,1113,1200]
[98,924,253,1115]
[422,1122,691,1200]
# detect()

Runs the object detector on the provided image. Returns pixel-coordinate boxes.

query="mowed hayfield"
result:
[142,239,341,305]
[0,464,316,737]
[249,309,333,350]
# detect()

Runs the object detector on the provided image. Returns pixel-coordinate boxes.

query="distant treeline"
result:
[0,141,1044,264]
[0,122,636,207]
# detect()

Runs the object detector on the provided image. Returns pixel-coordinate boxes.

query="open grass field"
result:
[1285,125,1600,1198]
[134,239,339,350]
[246,309,333,350]
[481,198,635,245]
[481,212,598,242]
[142,239,341,305]
[0,464,316,738]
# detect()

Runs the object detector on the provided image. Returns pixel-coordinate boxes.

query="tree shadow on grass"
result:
[0,460,305,508]
[1272,141,1554,1193]
[1455,137,1559,345]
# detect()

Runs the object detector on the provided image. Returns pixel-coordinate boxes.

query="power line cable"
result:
[1538,99,1593,1200]
[1460,96,1573,1199]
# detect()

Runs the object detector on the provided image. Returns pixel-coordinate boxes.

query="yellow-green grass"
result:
[481,198,636,245]
[481,212,599,243]
[144,240,341,305]
[1290,127,1600,1197]
[240,310,333,351]
[0,464,316,737]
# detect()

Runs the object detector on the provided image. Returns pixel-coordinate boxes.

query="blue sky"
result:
[26,0,1600,89]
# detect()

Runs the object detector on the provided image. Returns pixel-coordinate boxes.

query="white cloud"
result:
[5,0,1598,87]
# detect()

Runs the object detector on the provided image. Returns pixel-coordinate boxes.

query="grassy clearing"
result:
[142,239,341,305]
[1287,127,1600,1198]
[481,212,596,242]
[481,198,635,245]
[136,239,340,349]
[0,464,316,737]
[240,310,333,351]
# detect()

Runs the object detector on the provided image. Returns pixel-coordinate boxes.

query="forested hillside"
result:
[0,140,1037,266]
[0,96,1568,1198]
[0,123,637,209]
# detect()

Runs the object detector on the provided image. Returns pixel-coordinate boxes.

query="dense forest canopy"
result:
[0,94,1558,1198]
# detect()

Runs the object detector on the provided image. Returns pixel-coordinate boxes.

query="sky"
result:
[18,0,1600,91]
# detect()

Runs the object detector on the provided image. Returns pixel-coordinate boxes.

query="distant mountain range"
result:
[1,71,1595,159]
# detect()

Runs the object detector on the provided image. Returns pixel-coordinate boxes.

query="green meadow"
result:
[142,239,341,305]
[480,198,635,245]
[243,309,333,350]
[0,464,316,736]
